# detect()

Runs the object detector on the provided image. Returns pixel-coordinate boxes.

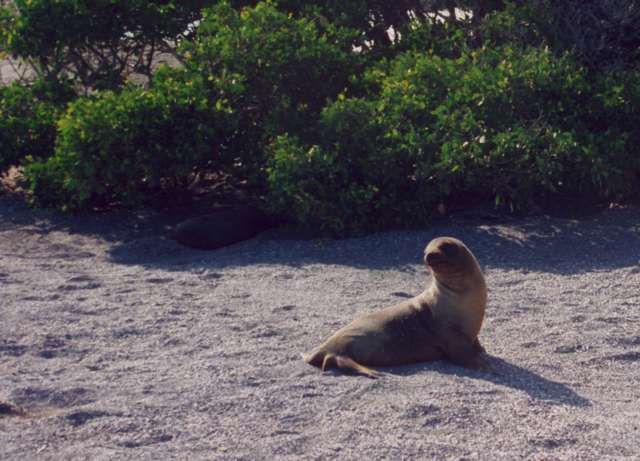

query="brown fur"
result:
[303,237,488,378]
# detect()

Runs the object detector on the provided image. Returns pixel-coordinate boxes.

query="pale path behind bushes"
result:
[1,59,21,84]
[1,195,639,460]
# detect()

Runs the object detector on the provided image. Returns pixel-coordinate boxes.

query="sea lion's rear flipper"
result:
[334,355,383,379]
[301,349,322,367]
[302,350,382,379]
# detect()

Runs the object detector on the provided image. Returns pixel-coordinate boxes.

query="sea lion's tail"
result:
[302,350,382,379]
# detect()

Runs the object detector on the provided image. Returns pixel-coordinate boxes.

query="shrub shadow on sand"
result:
[385,356,590,408]
[2,195,639,275]
[106,206,640,275]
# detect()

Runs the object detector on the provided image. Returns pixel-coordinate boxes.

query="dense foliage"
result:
[25,68,241,209]
[1,1,639,234]
[266,44,640,234]
[0,79,74,171]
[0,0,212,90]
[180,2,364,172]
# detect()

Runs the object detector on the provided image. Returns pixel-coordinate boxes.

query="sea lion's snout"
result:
[424,250,446,268]
[424,237,461,268]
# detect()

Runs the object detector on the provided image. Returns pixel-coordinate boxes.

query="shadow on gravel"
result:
[107,206,640,275]
[0,196,182,241]
[386,356,590,407]
[2,195,639,275]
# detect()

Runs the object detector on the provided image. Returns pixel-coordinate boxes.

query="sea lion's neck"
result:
[424,275,487,338]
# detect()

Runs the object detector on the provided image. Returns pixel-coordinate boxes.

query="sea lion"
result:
[170,205,272,250]
[303,236,488,378]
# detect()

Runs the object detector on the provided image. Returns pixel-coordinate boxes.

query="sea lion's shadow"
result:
[385,356,590,407]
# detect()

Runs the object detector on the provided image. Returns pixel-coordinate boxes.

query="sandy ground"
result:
[1,194,639,460]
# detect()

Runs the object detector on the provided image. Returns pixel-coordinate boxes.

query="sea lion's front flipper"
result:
[473,337,485,354]
[442,329,490,370]
[446,345,489,370]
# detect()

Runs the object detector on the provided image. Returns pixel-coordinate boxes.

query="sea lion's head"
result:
[424,237,484,292]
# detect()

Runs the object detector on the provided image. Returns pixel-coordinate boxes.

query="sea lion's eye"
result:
[439,242,459,258]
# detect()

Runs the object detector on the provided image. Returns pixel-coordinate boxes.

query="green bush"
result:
[427,46,640,205]
[24,69,241,210]
[21,1,365,211]
[266,98,430,236]
[0,80,73,172]
[0,0,212,90]
[182,1,364,141]
[423,47,587,205]
[9,1,640,236]
[21,154,72,208]
[266,44,640,234]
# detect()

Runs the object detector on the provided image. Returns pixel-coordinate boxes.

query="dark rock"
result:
[169,205,273,250]
[65,410,112,427]
[0,400,26,417]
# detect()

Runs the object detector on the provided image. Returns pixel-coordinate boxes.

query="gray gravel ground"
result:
[1,195,639,460]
